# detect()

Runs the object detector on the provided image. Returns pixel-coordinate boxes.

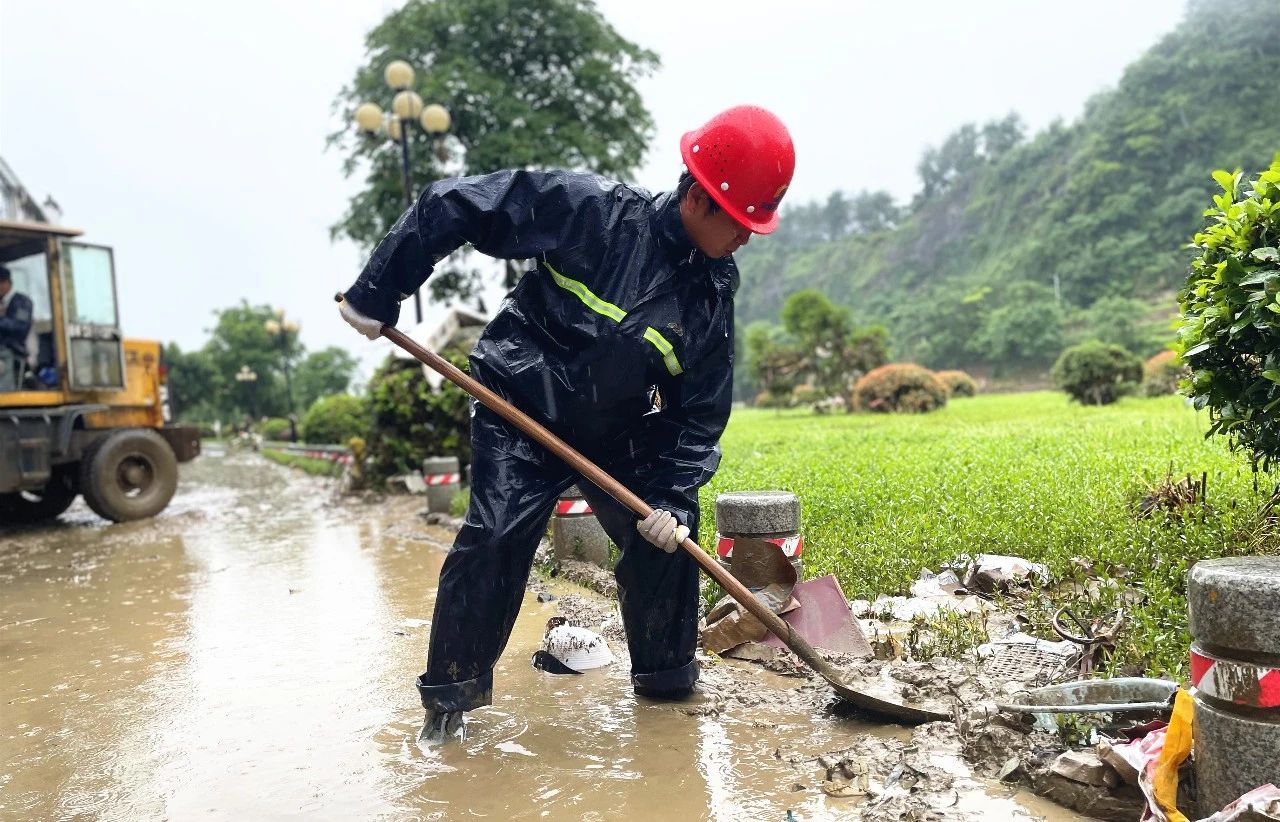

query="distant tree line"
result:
[732,0,1280,377]
[165,302,358,426]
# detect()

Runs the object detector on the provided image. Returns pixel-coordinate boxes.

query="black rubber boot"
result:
[418,709,465,745]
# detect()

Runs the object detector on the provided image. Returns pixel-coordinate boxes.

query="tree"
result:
[780,289,890,400]
[1083,296,1161,357]
[744,321,803,402]
[980,113,1026,159]
[163,343,220,422]
[293,347,359,410]
[850,190,900,233]
[163,302,358,426]
[972,281,1065,367]
[202,302,294,419]
[822,191,852,241]
[331,0,659,301]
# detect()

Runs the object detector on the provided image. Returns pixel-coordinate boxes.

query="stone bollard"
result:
[1189,557,1280,817]
[422,456,462,514]
[551,485,610,568]
[714,491,804,589]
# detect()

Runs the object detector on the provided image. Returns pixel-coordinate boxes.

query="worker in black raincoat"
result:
[339,106,795,743]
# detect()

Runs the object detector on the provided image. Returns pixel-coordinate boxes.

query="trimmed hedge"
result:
[1141,351,1186,397]
[260,417,293,441]
[935,369,978,398]
[852,364,948,413]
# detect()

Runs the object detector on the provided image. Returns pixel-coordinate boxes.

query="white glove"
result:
[636,509,689,553]
[339,299,382,340]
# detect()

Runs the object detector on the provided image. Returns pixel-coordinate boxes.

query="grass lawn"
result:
[700,392,1273,678]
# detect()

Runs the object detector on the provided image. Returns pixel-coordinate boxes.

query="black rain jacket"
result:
[343,170,737,520]
[0,291,33,358]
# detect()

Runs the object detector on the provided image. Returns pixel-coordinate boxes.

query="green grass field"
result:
[700,392,1274,678]
[261,449,344,478]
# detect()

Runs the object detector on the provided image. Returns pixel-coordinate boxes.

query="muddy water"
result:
[1,454,1080,820]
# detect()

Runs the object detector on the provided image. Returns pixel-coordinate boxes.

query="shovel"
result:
[358,304,945,723]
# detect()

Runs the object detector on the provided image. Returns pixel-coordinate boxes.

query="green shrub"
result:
[300,394,368,444]
[260,417,293,441]
[367,354,472,481]
[1141,351,1186,397]
[1179,160,1280,467]
[934,369,978,398]
[852,364,948,413]
[1051,341,1142,405]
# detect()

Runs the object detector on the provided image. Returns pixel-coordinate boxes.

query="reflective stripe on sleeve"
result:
[642,327,684,376]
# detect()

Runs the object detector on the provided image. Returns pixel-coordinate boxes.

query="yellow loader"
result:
[0,219,199,524]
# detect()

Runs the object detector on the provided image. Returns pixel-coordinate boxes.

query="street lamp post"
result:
[264,310,299,441]
[354,59,451,324]
[234,364,258,422]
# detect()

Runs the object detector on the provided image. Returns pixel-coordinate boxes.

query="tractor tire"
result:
[0,465,78,524]
[79,429,179,523]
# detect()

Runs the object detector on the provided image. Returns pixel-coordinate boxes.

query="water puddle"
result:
[0,453,1083,819]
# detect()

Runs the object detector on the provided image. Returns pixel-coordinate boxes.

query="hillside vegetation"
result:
[735,0,1280,377]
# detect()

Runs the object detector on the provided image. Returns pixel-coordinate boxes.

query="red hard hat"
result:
[680,105,795,234]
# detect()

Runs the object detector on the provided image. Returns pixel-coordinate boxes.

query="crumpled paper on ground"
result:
[948,553,1050,595]
[1197,785,1280,822]
[1105,689,1194,822]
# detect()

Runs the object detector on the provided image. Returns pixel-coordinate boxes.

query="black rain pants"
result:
[415,406,701,713]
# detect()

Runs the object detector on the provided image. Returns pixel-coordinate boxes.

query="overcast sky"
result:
[0,0,1187,370]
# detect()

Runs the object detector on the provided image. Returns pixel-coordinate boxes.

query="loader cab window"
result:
[61,243,124,390]
[0,245,54,391]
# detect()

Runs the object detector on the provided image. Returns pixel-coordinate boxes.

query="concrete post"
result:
[714,491,804,588]
[1189,557,1280,816]
[551,485,610,568]
[421,456,461,515]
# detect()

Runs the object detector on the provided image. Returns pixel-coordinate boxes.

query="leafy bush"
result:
[1179,161,1280,467]
[260,417,293,441]
[300,394,368,444]
[1051,341,1142,405]
[852,364,948,413]
[366,354,472,480]
[1141,351,1186,397]
[934,369,978,398]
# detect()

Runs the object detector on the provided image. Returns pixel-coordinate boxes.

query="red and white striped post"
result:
[714,491,804,589]
[421,456,462,514]
[1189,557,1280,816]
[551,484,609,568]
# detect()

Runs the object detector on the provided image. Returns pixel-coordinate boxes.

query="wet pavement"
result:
[1,453,1081,820]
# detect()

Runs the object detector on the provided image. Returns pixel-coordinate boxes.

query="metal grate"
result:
[983,640,1081,687]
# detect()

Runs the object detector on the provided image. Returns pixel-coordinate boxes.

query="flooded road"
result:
[1,453,1079,820]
